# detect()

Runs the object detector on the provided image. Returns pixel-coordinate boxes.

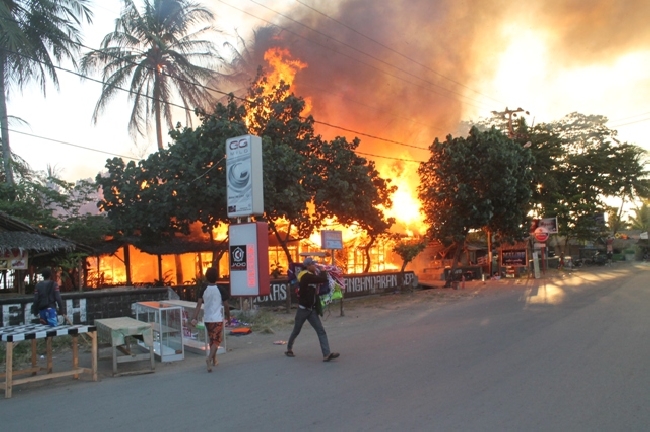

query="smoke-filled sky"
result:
[8,0,650,187]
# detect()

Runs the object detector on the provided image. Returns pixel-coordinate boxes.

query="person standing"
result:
[33,267,64,327]
[285,257,340,362]
[191,267,224,372]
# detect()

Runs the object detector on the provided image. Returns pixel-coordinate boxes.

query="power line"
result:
[315,121,429,151]
[609,116,650,128]
[0,9,467,152]
[4,50,427,164]
[220,0,498,112]
[609,110,650,124]
[4,44,436,155]
[293,0,507,106]
[9,128,140,161]
[355,151,423,164]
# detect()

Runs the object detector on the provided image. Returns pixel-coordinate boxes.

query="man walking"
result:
[285,257,340,362]
[33,267,64,326]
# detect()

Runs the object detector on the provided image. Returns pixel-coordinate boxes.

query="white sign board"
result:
[0,250,28,269]
[226,135,264,218]
[320,230,343,250]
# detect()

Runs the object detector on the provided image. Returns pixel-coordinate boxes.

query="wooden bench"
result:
[1,323,97,398]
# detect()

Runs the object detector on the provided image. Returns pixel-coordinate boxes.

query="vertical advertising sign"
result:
[228,222,270,297]
[226,134,264,218]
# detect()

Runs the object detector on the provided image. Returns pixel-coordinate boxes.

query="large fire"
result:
[88,46,430,287]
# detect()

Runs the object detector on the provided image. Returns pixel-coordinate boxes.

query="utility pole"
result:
[491,107,529,138]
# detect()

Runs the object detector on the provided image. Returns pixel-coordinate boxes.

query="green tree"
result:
[483,111,650,248]
[81,0,222,151]
[98,75,396,273]
[392,238,426,290]
[540,113,644,246]
[0,0,92,186]
[629,201,650,232]
[606,143,650,223]
[418,126,534,278]
[606,207,629,236]
[310,136,396,272]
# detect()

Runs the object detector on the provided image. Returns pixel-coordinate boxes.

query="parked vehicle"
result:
[586,252,608,266]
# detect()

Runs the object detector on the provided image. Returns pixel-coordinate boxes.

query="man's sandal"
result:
[285,350,295,357]
[323,352,340,362]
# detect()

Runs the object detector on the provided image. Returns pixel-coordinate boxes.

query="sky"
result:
[7,0,650,201]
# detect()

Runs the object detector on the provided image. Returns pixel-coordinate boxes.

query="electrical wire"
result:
[2,44,433,159]
[8,128,140,161]
[609,116,650,128]
[0,7,483,153]
[292,0,507,106]
[219,0,498,112]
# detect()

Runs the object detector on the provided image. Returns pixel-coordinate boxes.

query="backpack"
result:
[31,281,54,317]
[38,281,54,309]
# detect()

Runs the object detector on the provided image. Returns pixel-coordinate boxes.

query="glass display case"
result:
[133,301,184,362]
[161,300,226,355]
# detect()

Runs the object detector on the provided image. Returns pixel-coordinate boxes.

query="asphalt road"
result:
[2,263,649,431]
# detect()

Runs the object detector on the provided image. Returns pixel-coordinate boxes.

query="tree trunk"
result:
[157,254,163,284]
[269,222,294,269]
[174,254,183,285]
[363,235,376,273]
[154,73,163,151]
[124,245,132,286]
[0,53,15,186]
[486,228,493,276]
[446,239,465,288]
[77,260,83,292]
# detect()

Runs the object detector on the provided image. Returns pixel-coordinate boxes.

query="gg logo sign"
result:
[226,134,264,218]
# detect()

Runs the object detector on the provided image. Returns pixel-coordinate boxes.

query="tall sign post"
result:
[320,230,344,316]
[226,134,269,300]
[226,135,264,218]
[534,226,549,274]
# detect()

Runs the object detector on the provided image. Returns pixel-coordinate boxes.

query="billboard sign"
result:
[228,222,270,297]
[501,248,528,267]
[0,250,28,269]
[226,134,264,218]
[531,217,558,234]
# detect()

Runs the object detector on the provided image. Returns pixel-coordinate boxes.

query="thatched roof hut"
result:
[0,212,81,255]
[0,212,95,292]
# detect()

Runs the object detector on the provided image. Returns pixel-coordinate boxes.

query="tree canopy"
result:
[417,126,534,270]
[97,76,396,268]
[474,111,650,247]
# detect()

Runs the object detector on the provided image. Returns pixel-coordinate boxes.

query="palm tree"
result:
[629,201,650,232]
[0,0,93,186]
[81,0,223,151]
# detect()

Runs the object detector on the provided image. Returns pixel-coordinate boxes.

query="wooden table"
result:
[0,323,97,398]
[95,317,155,376]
